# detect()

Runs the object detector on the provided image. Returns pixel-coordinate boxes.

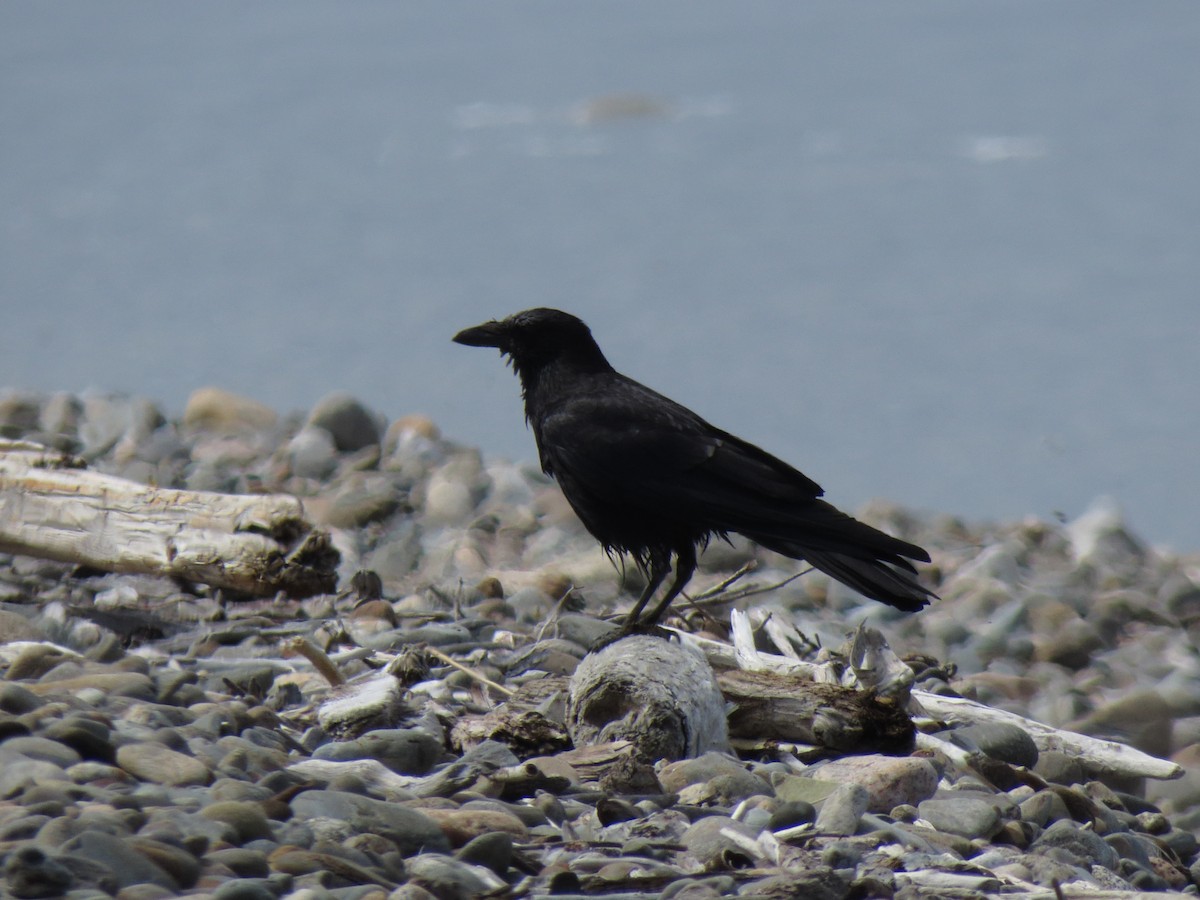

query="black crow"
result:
[454,307,935,625]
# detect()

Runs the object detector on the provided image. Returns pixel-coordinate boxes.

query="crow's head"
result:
[453,308,607,377]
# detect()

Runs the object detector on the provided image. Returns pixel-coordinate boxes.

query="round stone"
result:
[917,796,1002,839]
[306,391,382,452]
[115,742,212,787]
[199,801,274,844]
[814,783,871,837]
[950,722,1039,768]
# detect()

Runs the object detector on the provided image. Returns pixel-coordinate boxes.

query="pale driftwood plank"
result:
[0,439,337,598]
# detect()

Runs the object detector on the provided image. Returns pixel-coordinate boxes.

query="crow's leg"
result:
[639,543,697,626]
[623,553,671,625]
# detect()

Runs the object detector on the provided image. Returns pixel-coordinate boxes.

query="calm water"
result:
[2,1,1198,548]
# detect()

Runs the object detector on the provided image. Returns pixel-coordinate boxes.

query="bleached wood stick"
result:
[913,692,1183,782]
[0,439,337,598]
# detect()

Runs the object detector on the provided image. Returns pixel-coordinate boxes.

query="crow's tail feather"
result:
[795,548,934,611]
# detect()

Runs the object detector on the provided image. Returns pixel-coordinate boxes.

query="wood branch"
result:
[709,609,1182,782]
[0,439,338,598]
[567,634,730,762]
[451,675,572,757]
[913,691,1183,782]
[718,668,914,754]
[552,740,664,794]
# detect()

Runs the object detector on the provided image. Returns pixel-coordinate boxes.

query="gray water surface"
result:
[2,1,1197,548]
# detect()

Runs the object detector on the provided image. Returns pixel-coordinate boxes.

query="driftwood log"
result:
[718,668,914,754]
[0,439,337,598]
[567,634,730,761]
[718,609,1184,782]
[914,692,1183,782]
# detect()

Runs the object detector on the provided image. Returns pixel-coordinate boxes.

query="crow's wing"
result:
[534,378,927,567]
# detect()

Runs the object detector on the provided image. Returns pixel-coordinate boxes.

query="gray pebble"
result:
[4,845,74,899]
[0,757,68,798]
[552,613,620,650]
[811,754,939,812]
[0,814,50,841]
[1019,789,1071,827]
[289,790,450,856]
[288,425,339,478]
[1128,868,1170,891]
[323,472,402,527]
[455,831,513,875]
[59,830,177,891]
[735,805,772,833]
[917,795,1002,839]
[365,623,473,651]
[768,800,816,832]
[0,683,44,715]
[815,783,870,837]
[820,839,864,870]
[1161,827,1198,860]
[142,806,240,846]
[659,752,763,794]
[950,721,1039,768]
[681,816,763,868]
[211,879,280,900]
[424,478,476,524]
[1034,749,1085,785]
[78,391,163,456]
[39,391,83,438]
[306,391,382,452]
[1032,819,1121,871]
[742,870,850,900]
[200,801,275,843]
[2,735,83,768]
[406,853,505,898]
[1103,832,1154,871]
[204,848,271,878]
[659,880,724,900]
[115,742,212,787]
[312,727,443,775]
[126,837,202,890]
[42,719,116,763]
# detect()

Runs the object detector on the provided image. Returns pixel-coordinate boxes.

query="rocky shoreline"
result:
[0,386,1198,899]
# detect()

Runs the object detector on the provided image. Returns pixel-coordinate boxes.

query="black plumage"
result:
[454,307,935,625]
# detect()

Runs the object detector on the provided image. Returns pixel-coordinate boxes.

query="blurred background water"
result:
[2,1,1197,548]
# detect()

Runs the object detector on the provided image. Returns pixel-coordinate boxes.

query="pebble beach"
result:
[0,385,1198,899]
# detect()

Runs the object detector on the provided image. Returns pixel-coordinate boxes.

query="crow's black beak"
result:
[452,320,509,350]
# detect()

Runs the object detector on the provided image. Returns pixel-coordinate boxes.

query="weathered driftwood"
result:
[567,634,730,761]
[913,692,1183,782]
[450,674,572,756]
[718,609,1183,782]
[689,612,916,699]
[316,671,413,739]
[553,740,665,794]
[0,439,338,598]
[718,668,914,754]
